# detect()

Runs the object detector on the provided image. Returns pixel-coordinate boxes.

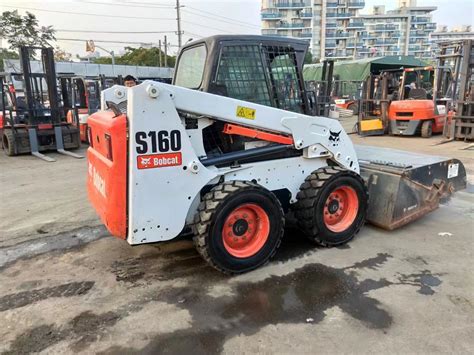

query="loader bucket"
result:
[355,145,467,230]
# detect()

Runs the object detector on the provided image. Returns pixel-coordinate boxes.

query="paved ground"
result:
[0,130,473,354]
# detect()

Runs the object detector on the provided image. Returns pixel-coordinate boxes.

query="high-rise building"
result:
[359,4,437,59]
[260,0,437,60]
[261,0,365,60]
[431,25,474,43]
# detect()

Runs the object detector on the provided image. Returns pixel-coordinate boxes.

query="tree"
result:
[0,11,55,50]
[94,46,176,68]
[304,50,313,64]
[0,48,19,71]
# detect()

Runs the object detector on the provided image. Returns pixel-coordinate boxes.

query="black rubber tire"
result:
[294,166,368,247]
[193,181,285,274]
[2,129,16,156]
[347,102,359,115]
[421,120,433,138]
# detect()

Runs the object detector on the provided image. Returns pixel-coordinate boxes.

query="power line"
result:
[77,0,174,9]
[0,5,174,20]
[182,20,234,34]
[182,8,260,30]
[186,5,260,29]
[57,29,175,34]
[57,37,180,47]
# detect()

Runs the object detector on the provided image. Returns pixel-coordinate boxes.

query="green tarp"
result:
[303,56,428,82]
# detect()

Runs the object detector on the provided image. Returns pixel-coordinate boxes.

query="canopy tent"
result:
[303,56,428,82]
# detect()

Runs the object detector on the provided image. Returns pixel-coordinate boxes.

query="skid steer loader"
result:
[87,36,466,274]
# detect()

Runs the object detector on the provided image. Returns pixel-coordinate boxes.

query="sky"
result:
[0,0,473,59]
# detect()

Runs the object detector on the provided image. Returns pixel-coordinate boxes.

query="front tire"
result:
[193,181,285,274]
[294,166,367,246]
[2,129,17,156]
[421,120,433,138]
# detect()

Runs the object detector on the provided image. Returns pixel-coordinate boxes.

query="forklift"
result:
[388,66,451,137]
[1,47,82,161]
[60,75,101,143]
[87,35,466,274]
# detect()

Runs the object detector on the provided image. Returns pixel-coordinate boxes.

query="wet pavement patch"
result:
[3,310,122,354]
[397,270,443,295]
[100,254,395,354]
[0,281,95,312]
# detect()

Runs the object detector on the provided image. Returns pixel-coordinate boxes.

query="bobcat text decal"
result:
[135,130,182,169]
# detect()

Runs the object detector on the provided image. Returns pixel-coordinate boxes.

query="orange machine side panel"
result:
[388,100,436,120]
[87,111,127,239]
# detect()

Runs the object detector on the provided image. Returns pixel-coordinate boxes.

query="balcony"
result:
[300,11,312,18]
[334,32,350,38]
[327,1,338,8]
[348,21,365,28]
[412,17,430,23]
[275,1,311,8]
[326,22,337,28]
[410,31,429,38]
[346,41,363,48]
[425,23,437,30]
[347,1,365,8]
[336,12,352,18]
[374,39,398,46]
[325,41,337,48]
[277,21,307,29]
[261,11,282,20]
[298,31,313,38]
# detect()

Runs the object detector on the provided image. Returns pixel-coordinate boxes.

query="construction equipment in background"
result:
[60,75,101,143]
[357,70,398,136]
[440,40,474,141]
[388,65,451,138]
[333,80,364,115]
[0,47,82,161]
[304,59,334,117]
[86,35,466,274]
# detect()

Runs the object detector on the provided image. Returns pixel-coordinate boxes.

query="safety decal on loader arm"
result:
[236,105,256,120]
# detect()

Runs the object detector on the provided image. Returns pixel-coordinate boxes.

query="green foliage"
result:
[304,51,313,64]
[93,46,176,68]
[0,48,19,71]
[0,11,56,50]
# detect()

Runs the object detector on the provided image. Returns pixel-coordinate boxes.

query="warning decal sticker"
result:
[137,152,182,169]
[236,106,256,120]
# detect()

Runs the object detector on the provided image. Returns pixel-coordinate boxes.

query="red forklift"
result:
[388,66,451,137]
[1,47,82,161]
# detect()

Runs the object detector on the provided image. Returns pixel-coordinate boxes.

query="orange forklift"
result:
[388,66,451,138]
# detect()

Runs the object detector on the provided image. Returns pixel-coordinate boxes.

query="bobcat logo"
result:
[140,157,151,167]
[329,130,342,146]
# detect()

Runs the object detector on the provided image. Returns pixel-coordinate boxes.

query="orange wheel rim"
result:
[323,186,359,233]
[222,203,270,258]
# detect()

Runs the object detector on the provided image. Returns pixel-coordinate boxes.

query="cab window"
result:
[175,45,207,89]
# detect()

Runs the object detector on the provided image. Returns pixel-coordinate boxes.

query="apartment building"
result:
[359,2,436,59]
[261,0,436,60]
[431,25,474,43]
[261,0,365,60]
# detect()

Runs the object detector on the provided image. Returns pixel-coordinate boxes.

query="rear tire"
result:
[2,129,16,156]
[193,181,285,274]
[421,120,433,138]
[294,166,367,247]
[347,102,359,115]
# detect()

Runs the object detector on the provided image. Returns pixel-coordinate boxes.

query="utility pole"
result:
[164,36,168,67]
[176,0,183,49]
[158,40,162,67]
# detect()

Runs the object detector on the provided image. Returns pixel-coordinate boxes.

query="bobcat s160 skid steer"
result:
[87,36,466,274]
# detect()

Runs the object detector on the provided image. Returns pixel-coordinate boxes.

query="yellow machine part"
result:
[360,119,383,132]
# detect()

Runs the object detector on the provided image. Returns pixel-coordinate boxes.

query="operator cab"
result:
[173,35,311,115]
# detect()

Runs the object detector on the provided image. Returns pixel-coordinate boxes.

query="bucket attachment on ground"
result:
[356,145,467,230]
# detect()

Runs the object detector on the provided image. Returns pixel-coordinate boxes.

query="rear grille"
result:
[396,112,413,117]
